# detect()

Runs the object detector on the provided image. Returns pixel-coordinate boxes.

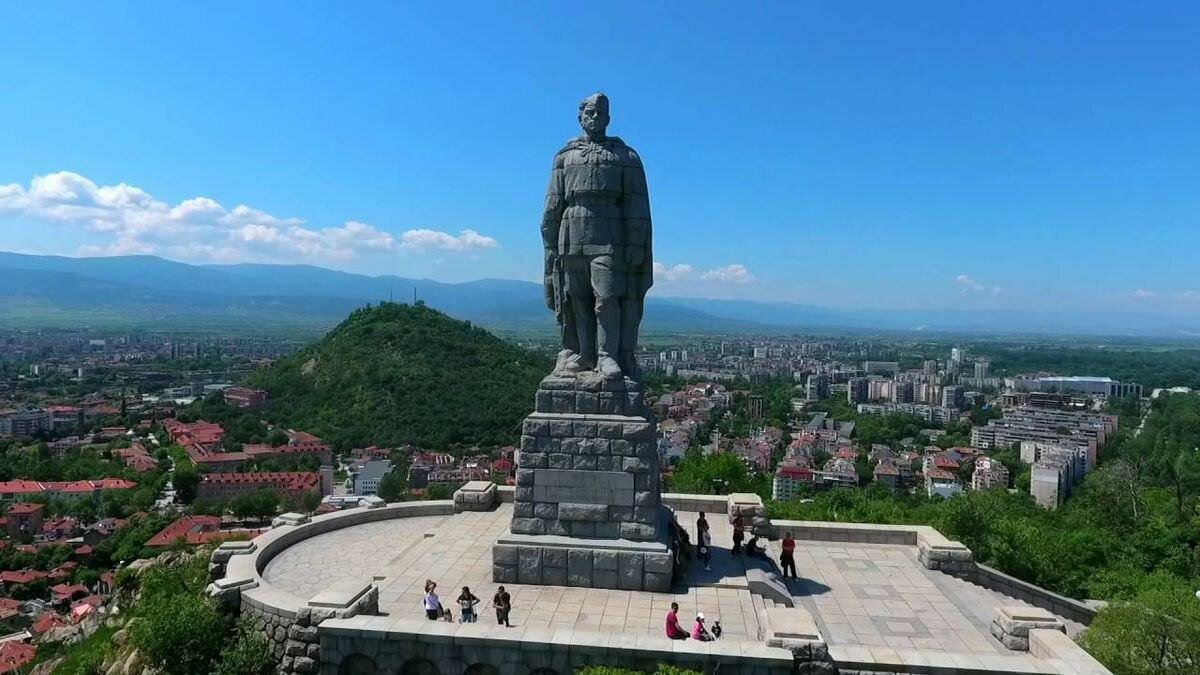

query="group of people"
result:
[694,512,799,579]
[422,581,513,626]
[664,602,722,641]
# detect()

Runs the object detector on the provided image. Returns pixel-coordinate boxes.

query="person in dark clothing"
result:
[731,515,745,555]
[457,586,480,623]
[493,586,512,627]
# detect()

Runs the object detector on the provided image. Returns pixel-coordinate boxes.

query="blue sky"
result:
[0,2,1197,313]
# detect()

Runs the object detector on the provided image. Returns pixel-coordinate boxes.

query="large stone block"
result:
[558,503,608,521]
[493,564,518,583]
[533,502,558,519]
[567,549,593,586]
[543,566,567,586]
[618,552,643,590]
[513,501,533,518]
[620,522,656,540]
[493,545,519,566]
[548,453,572,469]
[515,469,536,486]
[543,547,568,568]
[573,421,597,438]
[643,571,670,592]
[572,455,597,470]
[569,521,596,537]
[518,547,543,584]
[593,568,618,588]
[644,551,673,574]
[511,517,545,535]
[593,550,618,571]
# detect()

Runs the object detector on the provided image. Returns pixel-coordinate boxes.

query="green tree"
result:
[668,450,756,495]
[173,463,201,504]
[377,470,407,502]
[1080,578,1200,674]
[215,618,275,675]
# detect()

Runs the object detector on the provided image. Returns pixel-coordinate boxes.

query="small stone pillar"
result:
[727,492,770,536]
[454,480,498,512]
[990,606,1064,650]
[272,512,311,528]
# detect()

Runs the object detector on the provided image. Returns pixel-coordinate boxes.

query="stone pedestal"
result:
[453,480,497,512]
[990,606,1064,651]
[492,372,674,592]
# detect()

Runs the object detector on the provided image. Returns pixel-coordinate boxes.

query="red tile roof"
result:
[5,503,44,515]
[0,641,36,674]
[145,515,222,547]
[0,570,47,585]
[30,612,67,635]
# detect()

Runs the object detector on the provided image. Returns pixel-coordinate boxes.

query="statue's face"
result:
[578,101,609,138]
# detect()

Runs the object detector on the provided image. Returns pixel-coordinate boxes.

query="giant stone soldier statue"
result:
[542,92,653,380]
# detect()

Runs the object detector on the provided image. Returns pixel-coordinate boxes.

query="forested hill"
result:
[248,302,550,449]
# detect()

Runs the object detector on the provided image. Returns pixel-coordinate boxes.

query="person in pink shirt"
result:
[665,602,688,640]
[691,612,714,641]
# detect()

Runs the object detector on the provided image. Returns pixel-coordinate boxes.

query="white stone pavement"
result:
[263,503,1079,657]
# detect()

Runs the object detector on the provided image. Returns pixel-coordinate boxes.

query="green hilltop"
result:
[249,302,550,449]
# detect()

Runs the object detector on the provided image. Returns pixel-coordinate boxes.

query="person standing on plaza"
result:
[699,528,713,571]
[457,586,480,623]
[696,512,709,557]
[493,585,512,627]
[780,531,797,579]
[665,602,688,640]
[423,581,442,620]
[731,515,745,555]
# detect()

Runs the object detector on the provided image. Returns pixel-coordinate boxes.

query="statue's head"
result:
[578,92,610,141]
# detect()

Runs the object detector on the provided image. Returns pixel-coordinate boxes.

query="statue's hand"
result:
[625,247,644,267]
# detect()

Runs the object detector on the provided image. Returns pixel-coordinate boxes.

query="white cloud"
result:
[955,273,1001,294]
[652,262,695,282]
[700,263,756,284]
[1176,290,1199,300]
[0,170,498,264]
[398,228,498,253]
[1133,289,1157,298]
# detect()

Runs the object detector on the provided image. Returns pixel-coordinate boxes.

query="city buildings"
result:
[863,361,899,375]
[971,456,1010,490]
[223,386,270,409]
[805,373,830,401]
[846,377,868,404]
[1007,375,1142,400]
[856,402,961,424]
[196,471,326,502]
[352,460,392,496]
[4,503,44,538]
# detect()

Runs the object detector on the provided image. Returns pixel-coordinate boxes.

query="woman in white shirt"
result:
[424,581,442,620]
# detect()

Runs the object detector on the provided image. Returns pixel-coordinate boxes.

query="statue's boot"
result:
[619,350,639,380]
[554,349,583,375]
[596,352,623,380]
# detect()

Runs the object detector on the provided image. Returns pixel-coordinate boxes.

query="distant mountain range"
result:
[0,251,1197,337]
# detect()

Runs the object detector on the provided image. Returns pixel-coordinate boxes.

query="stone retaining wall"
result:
[318,615,795,675]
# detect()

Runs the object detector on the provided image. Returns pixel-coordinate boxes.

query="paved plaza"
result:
[263,503,1079,655]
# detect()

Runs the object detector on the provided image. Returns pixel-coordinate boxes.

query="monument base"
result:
[493,506,675,592]
[493,371,674,591]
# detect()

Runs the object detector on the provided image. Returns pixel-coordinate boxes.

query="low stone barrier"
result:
[1029,628,1110,674]
[453,480,497,512]
[975,563,1099,625]
[319,615,796,675]
[661,492,727,514]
